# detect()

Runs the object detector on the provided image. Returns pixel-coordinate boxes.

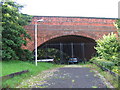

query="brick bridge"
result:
[23,16,117,61]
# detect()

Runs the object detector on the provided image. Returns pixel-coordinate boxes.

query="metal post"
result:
[81,43,85,62]
[71,43,74,57]
[34,19,44,66]
[60,43,63,64]
[35,22,38,66]
[45,44,47,59]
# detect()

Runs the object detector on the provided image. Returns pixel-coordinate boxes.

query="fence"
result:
[39,43,96,63]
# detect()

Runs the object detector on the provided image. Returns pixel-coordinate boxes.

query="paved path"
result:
[31,67,107,88]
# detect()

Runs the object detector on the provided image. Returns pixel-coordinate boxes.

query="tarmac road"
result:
[31,67,107,88]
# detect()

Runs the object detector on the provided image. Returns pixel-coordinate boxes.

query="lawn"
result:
[1,60,60,88]
[1,61,119,88]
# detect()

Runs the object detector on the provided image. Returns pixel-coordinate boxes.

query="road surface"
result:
[25,66,108,88]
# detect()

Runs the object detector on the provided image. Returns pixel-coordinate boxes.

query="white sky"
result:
[15,0,119,18]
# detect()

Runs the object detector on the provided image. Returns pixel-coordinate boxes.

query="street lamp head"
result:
[37,19,44,22]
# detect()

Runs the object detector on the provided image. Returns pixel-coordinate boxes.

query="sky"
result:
[15,0,119,18]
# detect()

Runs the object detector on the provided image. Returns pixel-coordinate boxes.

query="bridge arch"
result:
[39,35,96,46]
[37,35,96,63]
[37,31,97,50]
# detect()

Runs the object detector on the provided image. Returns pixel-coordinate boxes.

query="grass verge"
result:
[1,60,60,88]
[79,62,119,88]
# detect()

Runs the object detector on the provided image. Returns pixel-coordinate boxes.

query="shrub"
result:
[37,48,70,64]
[91,59,115,70]
[95,32,120,65]
[112,66,119,75]
[17,49,34,61]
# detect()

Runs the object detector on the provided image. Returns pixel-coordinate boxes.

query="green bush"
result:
[91,59,115,70]
[37,48,70,64]
[90,32,120,72]
[95,32,120,65]
[115,19,120,36]
[112,66,119,75]
[17,49,34,61]
[90,56,99,62]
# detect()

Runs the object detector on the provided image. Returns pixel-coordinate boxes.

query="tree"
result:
[1,1,33,61]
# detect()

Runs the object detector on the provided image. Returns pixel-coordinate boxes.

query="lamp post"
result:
[35,19,44,66]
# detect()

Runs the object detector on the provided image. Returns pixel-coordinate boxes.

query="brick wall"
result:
[23,16,118,51]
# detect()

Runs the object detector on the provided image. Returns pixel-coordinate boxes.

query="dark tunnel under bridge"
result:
[38,35,96,64]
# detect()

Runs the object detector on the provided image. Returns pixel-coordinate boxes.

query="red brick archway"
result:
[38,35,96,61]
[39,34,96,46]
[23,16,117,51]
